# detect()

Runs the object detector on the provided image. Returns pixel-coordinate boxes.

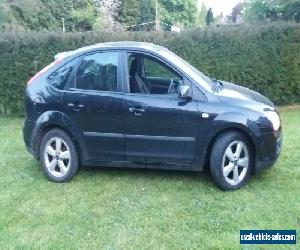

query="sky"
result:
[198,0,243,16]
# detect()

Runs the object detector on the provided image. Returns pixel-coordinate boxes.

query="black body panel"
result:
[23,42,282,173]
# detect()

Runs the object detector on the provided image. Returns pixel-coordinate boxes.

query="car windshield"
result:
[157,49,214,92]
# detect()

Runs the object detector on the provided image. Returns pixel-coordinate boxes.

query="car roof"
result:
[55,41,167,60]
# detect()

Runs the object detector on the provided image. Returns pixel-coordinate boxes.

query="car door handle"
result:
[68,103,85,111]
[129,107,145,116]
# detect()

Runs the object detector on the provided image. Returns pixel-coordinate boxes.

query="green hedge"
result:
[0,23,299,115]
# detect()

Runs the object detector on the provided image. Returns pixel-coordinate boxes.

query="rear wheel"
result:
[40,129,79,182]
[210,131,253,191]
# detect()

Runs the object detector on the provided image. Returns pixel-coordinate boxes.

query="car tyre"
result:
[40,128,79,182]
[210,131,253,191]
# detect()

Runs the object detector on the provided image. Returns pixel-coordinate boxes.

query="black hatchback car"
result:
[23,42,282,190]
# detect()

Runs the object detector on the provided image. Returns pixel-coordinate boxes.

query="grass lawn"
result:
[0,108,299,249]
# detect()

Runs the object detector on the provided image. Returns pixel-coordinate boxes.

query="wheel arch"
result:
[30,111,86,163]
[205,126,256,172]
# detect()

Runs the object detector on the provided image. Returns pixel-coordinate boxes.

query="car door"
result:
[62,51,124,162]
[124,52,199,164]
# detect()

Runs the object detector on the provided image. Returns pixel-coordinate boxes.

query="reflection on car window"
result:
[76,52,118,91]
[143,57,178,79]
[47,58,78,90]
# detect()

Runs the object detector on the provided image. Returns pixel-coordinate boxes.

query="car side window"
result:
[128,53,182,95]
[76,52,118,92]
[47,58,78,90]
[143,57,179,79]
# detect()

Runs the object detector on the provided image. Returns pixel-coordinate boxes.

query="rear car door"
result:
[62,51,124,162]
[124,52,199,164]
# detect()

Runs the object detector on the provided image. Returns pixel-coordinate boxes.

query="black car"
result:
[23,42,282,190]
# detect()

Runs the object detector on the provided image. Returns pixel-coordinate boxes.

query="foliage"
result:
[117,0,198,28]
[69,2,97,32]
[205,8,214,25]
[117,0,140,25]
[138,0,155,24]
[0,23,299,115]
[117,0,155,27]
[0,0,97,32]
[1,0,300,32]
[197,2,208,26]
[0,0,199,31]
[0,107,300,247]
[244,0,300,23]
[159,0,198,27]
[93,0,121,31]
[281,1,300,22]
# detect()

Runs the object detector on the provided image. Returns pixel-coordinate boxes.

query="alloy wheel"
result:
[44,137,71,178]
[222,140,249,185]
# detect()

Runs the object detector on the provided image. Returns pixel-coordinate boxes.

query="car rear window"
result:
[47,58,79,90]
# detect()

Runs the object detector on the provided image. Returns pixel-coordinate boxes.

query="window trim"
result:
[68,50,123,93]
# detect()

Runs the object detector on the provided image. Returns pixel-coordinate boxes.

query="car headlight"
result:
[264,111,281,131]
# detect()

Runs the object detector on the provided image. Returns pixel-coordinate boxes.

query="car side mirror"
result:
[178,85,190,98]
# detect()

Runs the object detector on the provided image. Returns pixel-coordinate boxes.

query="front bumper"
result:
[255,129,282,173]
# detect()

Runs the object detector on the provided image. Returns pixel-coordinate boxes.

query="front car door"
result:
[123,52,199,164]
[62,51,124,162]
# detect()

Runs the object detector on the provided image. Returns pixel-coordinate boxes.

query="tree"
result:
[43,0,96,31]
[244,0,275,22]
[0,0,97,32]
[117,0,155,30]
[93,0,121,31]
[244,0,300,23]
[281,1,300,22]
[159,0,198,27]
[138,0,155,23]
[118,0,140,25]
[68,1,97,31]
[197,2,208,26]
[120,0,198,30]
[205,8,214,25]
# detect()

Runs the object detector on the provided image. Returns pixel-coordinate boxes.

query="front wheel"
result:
[40,129,79,182]
[210,131,253,191]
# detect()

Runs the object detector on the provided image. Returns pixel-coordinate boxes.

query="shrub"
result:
[0,22,299,115]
